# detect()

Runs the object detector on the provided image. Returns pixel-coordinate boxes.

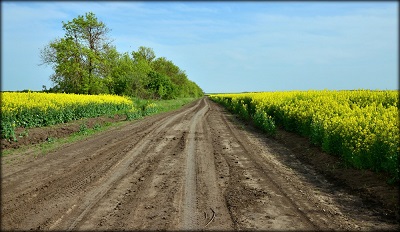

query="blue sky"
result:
[1,1,398,93]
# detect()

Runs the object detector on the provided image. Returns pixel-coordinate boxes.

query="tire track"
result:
[53,99,204,230]
[2,97,398,231]
[195,100,235,230]
[181,98,209,230]
[207,99,396,231]
[78,98,207,230]
[77,119,190,229]
[218,110,321,230]
[1,99,201,230]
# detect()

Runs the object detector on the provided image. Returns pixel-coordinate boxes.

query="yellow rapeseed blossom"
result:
[210,90,399,181]
[1,92,135,140]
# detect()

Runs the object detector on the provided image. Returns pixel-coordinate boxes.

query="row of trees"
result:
[40,12,203,99]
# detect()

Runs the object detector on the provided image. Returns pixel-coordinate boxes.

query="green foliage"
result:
[2,121,17,142]
[211,97,276,137]
[152,57,203,98]
[149,98,197,114]
[41,12,111,95]
[142,103,158,116]
[253,109,276,136]
[78,123,89,135]
[40,12,203,100]
[146,71,176,99]
[1,92,134,141]
[125,108,142,121]
[132,46,156,63]
[1,98,198,160]
[210,90,399,182]
[93,123,101,131]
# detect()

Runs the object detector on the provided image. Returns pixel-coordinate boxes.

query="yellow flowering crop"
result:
[1,92,135,140]
[210,90,399,181]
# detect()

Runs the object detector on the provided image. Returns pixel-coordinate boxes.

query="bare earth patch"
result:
[1,114,126,150]
[1,97,398,231]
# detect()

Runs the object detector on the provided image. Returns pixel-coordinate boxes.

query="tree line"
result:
[40,12,203,99]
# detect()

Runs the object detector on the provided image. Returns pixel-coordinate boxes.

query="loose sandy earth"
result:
[1,97,398,231]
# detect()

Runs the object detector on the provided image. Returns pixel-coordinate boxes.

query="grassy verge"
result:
[1,121,127,159]
[132,97,197,114]
[1,97,199,158]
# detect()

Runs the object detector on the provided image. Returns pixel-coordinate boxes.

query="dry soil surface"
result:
[1,97,398,231]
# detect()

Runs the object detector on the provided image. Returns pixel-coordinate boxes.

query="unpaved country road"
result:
[1,98,398,231]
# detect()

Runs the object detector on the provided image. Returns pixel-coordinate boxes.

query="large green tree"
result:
[40,12,203,98]
[152,57,203,98]
[146,71,176,99]
[41,12,111,94]
[132,46,156,64]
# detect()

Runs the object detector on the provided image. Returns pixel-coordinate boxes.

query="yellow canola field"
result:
[2,92,132,113]
[1,92,135,140]
[210,90,399,181]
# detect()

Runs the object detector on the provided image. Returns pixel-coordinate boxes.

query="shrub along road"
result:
[1,97,398,230]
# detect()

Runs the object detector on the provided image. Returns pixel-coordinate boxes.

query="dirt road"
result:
[1,98,398,231]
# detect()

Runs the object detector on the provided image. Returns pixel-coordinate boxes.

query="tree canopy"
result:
[41,12,203,99]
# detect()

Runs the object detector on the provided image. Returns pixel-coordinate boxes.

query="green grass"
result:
[151,98,198,113]
[1,120,127,158]
[1,97,199,158]
[129,97,197,113]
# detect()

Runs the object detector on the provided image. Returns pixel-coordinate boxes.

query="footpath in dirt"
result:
[1,97,398,231]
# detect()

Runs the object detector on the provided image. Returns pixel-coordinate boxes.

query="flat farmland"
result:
[1,97,398,230]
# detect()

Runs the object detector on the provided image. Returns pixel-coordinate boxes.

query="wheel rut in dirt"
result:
[1,97,398,231]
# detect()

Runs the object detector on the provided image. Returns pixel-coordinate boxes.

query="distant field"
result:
[209,90,399,181]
